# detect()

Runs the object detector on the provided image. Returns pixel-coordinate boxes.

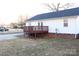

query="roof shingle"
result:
[29,7,79,21]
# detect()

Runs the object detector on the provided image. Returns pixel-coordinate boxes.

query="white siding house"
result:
[24,7,79,39]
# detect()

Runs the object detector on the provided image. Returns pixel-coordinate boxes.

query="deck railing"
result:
[24,26,48,33]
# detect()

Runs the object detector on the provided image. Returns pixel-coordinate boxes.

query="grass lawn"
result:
[0,37,79,56]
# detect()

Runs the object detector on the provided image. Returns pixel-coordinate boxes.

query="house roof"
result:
[28,7,79,21]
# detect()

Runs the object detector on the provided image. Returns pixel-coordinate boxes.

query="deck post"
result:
[34,27,36,40]
[35,33,36,40]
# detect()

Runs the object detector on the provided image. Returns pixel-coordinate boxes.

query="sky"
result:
[0,0,79,25]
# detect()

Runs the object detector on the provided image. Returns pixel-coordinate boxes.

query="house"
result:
[24,7,79,39]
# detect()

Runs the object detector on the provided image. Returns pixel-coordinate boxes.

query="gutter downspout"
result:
[75,16,78,39]
[75,34,77,39]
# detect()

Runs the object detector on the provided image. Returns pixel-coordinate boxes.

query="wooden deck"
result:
[24,26,48,34]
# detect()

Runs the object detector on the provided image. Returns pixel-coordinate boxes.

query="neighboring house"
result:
[24,7,79,39]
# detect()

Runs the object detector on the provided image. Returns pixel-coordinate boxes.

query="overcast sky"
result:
[0,0,79,25]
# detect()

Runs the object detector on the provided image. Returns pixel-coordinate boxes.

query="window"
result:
[41,22,43,26]
[38,22,43,26]
[38,22,43,30]
[64,19,68,27]
[38,22,40,26]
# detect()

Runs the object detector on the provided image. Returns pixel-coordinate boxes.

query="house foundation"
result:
[24,32,77,39]
[46,33,76,39]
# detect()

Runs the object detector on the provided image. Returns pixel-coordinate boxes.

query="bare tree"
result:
[10,23,18,28]
[43,3,74,12]
[18,15,28,28]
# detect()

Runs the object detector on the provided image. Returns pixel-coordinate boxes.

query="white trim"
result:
[27,15,78,22]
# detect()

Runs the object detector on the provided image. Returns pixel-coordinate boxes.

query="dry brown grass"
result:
[0,38,79,56]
